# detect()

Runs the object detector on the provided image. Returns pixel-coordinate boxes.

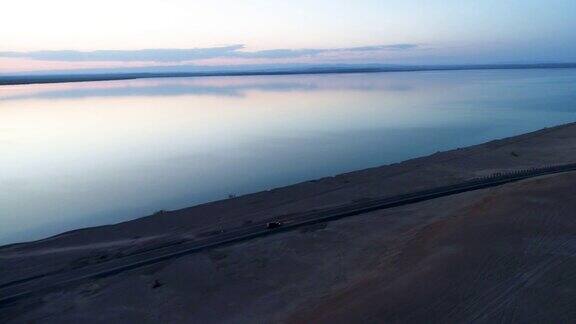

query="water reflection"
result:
[0,80,316,100]
[0,72,441,101]
[1,69,575,244]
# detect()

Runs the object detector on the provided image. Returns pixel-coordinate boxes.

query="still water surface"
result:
[1,69,575,244]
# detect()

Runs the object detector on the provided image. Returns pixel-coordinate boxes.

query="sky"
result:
[1,0,576,74]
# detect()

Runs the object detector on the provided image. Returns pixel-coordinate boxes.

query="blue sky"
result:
[1,0,575,73]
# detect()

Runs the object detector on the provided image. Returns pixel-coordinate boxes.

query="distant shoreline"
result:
[2,63,576,86]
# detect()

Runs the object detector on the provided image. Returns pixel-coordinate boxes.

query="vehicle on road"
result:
[266,221,283,229]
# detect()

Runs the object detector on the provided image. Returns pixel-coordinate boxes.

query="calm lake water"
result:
[1,69,576,244]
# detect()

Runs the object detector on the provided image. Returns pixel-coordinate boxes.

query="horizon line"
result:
[2,62,576,86]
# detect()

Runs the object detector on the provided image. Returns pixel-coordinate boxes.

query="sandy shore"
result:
[3,121,576,322]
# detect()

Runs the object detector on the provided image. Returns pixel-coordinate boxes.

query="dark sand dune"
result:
[288,173,576,323]
[4,172,576,323]
[3,122,576,322]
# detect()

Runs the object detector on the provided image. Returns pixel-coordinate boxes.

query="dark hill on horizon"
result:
[2,63,576,86]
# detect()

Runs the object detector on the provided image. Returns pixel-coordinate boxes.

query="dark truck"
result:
[266,221,283,229]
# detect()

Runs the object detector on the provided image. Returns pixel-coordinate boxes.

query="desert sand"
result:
[3,122,576,322]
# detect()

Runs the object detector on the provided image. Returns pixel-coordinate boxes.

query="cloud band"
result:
[0,44,420,62]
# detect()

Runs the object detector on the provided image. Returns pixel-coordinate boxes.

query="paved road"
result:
[2,163,576,306]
